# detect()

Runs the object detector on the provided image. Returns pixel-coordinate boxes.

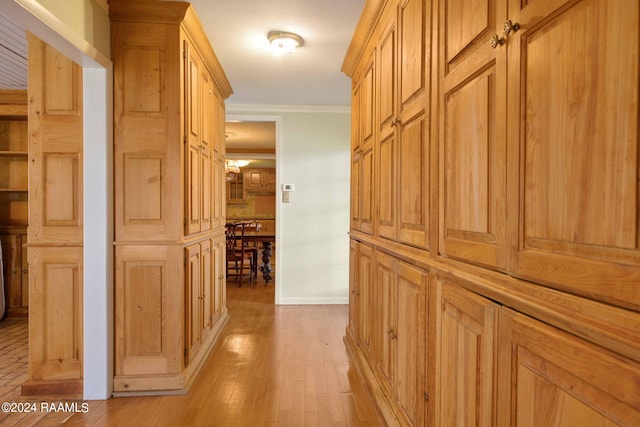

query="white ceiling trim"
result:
[227,103,350,114]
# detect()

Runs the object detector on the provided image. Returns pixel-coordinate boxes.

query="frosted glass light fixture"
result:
[268,31,304,55]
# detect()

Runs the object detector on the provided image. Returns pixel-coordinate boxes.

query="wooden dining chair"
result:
[225,223,254,286]
[243,221,262,278]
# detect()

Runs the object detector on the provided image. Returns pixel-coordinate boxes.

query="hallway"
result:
[57,283,382,426]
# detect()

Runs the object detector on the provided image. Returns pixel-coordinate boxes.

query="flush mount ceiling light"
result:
[268,31,304,55]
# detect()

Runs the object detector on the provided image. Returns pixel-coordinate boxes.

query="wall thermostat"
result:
[282,184,295,191]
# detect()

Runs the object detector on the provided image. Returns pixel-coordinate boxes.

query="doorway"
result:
[225,115,280,303]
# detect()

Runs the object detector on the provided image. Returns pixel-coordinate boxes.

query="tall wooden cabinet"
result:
[344,0,640,425]
[23,34,84,397]
[110,0,232,394]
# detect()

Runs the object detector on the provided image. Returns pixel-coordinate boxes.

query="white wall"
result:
[227,106,351,304]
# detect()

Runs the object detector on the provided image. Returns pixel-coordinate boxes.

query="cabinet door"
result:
[185,244,201,363]
[213,90,226,226]
[498,308,640,426]
[28,247,83,381]
[213,153,225,227]
[394,260,427,427]
[374,250,395,396]
[114,244,183,386]
[357,243,374,360]
[213,236,224,323]
[246,170,263,190]
[358,55,375,235]
[440,0,507,270]
[360,146,374,235]
[439,280,498,427]
[506,0,640,310]
[201,240,212,334]
[378,14,397,241]
[377,0,430,248]
[348,239,359,339]
[200,70,214,232]
[185,41,202,235]
[262,170,276,192]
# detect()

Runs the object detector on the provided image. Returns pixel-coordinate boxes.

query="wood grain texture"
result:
[506,0,640,309]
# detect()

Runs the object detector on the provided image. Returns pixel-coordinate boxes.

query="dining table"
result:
[229,222,276,283]
[240,233,276,283]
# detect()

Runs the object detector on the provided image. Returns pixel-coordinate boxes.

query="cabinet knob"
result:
[490,34,505,49]
[503,20,520,36]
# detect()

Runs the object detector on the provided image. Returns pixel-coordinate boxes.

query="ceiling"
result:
[0,0,365,151]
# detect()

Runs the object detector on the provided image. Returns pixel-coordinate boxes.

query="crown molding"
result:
[227,104,350,114]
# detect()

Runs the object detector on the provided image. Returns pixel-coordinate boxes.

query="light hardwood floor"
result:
[55,282,383,426]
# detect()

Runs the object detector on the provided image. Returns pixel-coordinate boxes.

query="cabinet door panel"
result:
[358,243,374,360]
[201,148,211,231]
[361,57,375,152]
[348,239,359,339]
[213,237,224,322]
[445,0,490,64]
[185,244,201,362]
[378,18,396,139]
[440,0,506,270]
[360,147,374,234]
[439,280,498,427]
[498,308,640,426]
[184,42,202,235]
[28,247,83,381]
[508,0,640,309]
[28,35,84,244]
[398,112,429,248]
[399,0,425,107]
[201,240,212,333]
[395,260,426,427]
[351,152,361,230]
[378,133,396,239]
[374,250,395,396]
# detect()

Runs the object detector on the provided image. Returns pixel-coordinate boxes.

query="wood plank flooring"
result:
[52,283,383,426]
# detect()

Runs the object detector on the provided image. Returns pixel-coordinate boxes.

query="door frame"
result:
[226,114,282,304]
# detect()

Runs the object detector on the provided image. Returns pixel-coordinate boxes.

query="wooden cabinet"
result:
[376,0,430,249]
[438,279,498,427]
[498,308,640,426]
[351,53,375,234]
[439,0,507,271]
[226,173,245,203]
[373,251,427,427]
[21,34,84,397]
[344,0,640,425]
[357,243,374,360]
[348,243,428,426]
[110,0,232,394]
[245,169,276,193]
[505,0,640,310]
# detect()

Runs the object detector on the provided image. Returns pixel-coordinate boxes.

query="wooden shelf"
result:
[0,151,27,156]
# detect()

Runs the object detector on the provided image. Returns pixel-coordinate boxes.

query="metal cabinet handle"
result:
[490,34,505,49]
[491,20,520,49]
[503,20,520,36]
